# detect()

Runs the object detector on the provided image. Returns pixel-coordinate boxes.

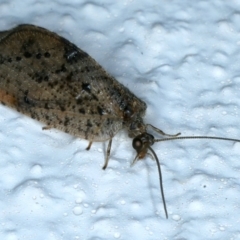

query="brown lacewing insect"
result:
[1,24,240,219]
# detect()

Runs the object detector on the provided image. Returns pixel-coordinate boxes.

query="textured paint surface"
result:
[0,1,240,240]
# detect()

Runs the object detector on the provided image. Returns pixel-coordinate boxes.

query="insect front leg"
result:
[102,138,112,170]
[146,124,181,137]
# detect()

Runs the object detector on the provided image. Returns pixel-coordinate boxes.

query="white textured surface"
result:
[1,1,240,240]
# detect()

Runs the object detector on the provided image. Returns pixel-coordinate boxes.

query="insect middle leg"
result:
[102,138,112,170]
[86,141,93,150]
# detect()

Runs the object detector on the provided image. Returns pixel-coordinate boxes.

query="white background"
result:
[0,0,240,239]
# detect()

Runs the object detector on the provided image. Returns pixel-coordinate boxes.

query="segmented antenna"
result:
[155,136,240,143]
[148,146,168,219]
[153,134,240,219]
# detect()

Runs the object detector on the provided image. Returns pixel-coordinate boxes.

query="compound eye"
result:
[132,136,143,151]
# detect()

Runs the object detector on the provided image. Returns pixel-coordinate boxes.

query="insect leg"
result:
[102,138,112,170]
[146,124,181,137]
[86,141,93,150]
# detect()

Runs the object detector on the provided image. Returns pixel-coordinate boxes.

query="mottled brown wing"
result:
[0,24,128,141]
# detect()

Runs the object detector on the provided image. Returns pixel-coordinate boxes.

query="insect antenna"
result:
[148,146,168,219]
[131,131,240,219]
[152,134,240,219]
[154,135,240,143]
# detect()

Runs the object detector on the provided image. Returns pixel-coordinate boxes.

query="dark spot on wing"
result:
[44,52,50,58]
[82,83,91,93]
[16,56,21,61]
[79,108,85,114]
[23,90,31,105]
[60,105,65,111]
[64,117,69,126]
[76,98,82,105]
[36,53,42,59]
[55,64,67,74]
[24,52,32,58]
[44,103,49,109]
[86,119,93,128]
[97,106,104,116]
